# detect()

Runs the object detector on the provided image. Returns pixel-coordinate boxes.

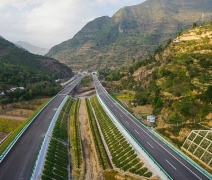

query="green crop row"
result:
[70,99,82,169]
[86,98,112,169]
[90,96,152,178]
[41,98,74,180]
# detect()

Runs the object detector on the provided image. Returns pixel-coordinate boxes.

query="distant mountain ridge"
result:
[46,0,212,71]
[15,41,49,55]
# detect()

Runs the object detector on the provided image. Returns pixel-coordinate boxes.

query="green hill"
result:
[46,0,212,71]
[104,22,212,126]
[0,37,73,101]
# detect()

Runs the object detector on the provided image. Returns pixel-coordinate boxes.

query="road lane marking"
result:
[115,109,117,112]
[97,87,203,180]
[147,142,154,148]
[135,130,139,134]
[166,159,177,170]
[120,114,122,117]
[126,121,129,124]
[94,78,204,180]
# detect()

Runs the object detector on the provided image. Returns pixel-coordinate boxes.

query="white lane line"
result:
[120,114,122,117]
[135,130,139,134]
[126,121,129,124]
[166,159,177,170]
[99,87,203,180]
[111,105,113,107]
[115,109,117,112]
[147,142,154,148]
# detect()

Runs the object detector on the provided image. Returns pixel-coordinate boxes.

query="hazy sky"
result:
[0,0,145,48]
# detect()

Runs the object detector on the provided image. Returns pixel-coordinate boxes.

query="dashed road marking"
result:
[166,159,177,170]
[147,142,154,148]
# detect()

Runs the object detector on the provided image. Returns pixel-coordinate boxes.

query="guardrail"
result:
[29,96,69,180]
[102,93,212,180]
[97,94,172,180]
[150,130,212,179]
[0,96,56,163]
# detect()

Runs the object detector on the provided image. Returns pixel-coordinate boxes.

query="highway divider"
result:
[0,96,57,163]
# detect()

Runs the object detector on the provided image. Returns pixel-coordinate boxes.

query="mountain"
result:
[46,0,212,71]
[0,37,73,94]
[105,22,212,126]
[15,41,49,55]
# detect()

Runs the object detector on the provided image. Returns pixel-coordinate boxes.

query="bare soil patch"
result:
[0,98,49,121]
[78,98,102,180]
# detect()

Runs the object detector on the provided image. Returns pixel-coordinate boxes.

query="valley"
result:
[0,0,212,179]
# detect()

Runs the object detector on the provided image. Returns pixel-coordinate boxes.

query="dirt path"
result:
[78,98,101,180]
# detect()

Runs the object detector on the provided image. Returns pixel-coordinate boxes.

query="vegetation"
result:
[0,118,23,133]
[90,96,152,177]
[41,98,74,180]
[46,0,212,71]
[156,124,209,148]
[0,98,51,154]
[103,22,212,127]
[69,99,82,178]
[0,37,73,107]
[182,130,212,171]
[86,98,112,169]
[80,75,93,87]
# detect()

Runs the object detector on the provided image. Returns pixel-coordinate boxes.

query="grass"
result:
[0,118,23,133]
[41,98,74,180]
[86,98,112,169]
[90,95,152,177]
[69,99,83,178]
[0,97,54,155]
[182,130,212,171]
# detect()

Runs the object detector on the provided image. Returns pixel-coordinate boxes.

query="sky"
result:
[0,0,145,48]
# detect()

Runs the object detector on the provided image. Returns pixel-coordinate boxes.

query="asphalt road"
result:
[93,75,210,180]
[0,76,83,180]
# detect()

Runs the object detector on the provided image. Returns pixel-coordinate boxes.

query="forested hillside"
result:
[46,0,212,71]
[0,37,73,106]
[102,22,212,127]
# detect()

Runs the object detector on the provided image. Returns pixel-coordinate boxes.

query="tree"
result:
[193,22,197,28]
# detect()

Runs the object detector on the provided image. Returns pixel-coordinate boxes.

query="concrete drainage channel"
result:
[30,95,69,180]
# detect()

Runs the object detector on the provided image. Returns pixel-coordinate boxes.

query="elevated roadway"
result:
[0,76,83,180]
[93,75,210,180]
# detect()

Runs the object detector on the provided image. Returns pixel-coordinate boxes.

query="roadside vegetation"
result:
[41,98,74,180]
[90,95,152,178]
[69,99,83,179]
[0,98,51,155]
[99,21,212,175]
[182,130,212,173]
[101,21,212,130]
[86,98,112,169]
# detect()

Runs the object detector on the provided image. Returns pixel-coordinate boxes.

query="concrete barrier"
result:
[30,96,69,180]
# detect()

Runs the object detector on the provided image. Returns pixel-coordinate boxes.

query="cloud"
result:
[0,0,145,48]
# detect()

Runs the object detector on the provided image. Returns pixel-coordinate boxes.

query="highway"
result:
[0,76,82,180]
[93,75,210,180]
